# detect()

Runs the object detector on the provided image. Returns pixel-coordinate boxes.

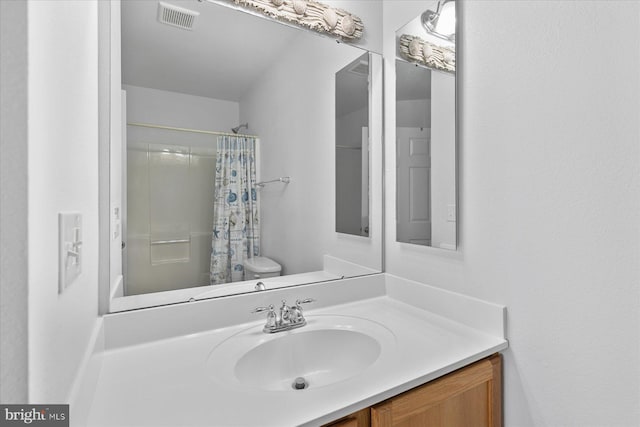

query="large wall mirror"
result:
[395,0,456,250]
[108,0,383,311]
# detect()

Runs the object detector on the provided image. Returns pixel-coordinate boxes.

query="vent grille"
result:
[157,2,199,30]
[348,60,369,76]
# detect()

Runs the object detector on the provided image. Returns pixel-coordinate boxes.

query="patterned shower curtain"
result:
[210,135,260,285]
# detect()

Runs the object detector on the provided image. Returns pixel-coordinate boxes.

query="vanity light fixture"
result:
[398,34,455,73]
[398,0,455,73]
[199,0,363,40]
[422,0,455,42]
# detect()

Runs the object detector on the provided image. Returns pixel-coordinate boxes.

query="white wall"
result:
[396,99,430,128]
[123,85,239,132]
[27,0,101,403]
[384,1,640,426]
[0,0,29,403]
[239,35,345,274]
[240,36,383,276]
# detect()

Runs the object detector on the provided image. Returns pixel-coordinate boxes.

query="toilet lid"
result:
[244,256,281,273]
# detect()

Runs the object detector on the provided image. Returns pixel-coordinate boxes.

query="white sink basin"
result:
[206,315,396,392]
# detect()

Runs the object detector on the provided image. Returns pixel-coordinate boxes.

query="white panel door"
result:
[397,127,431,245]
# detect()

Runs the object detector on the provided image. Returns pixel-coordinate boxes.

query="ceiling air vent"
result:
[347,59,369,76]
[157,2,199,31]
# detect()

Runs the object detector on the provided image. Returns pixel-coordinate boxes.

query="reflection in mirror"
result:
[112,0,382,310]
[336,52,370,237]
[395,1,456,250]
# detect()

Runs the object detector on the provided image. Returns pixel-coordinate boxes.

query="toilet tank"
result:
[243,256,282,280]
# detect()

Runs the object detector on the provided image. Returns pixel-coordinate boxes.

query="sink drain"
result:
[292,377,309,390]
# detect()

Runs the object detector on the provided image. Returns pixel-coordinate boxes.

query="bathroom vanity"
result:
[69,1,507,425]
[76,274,507,426]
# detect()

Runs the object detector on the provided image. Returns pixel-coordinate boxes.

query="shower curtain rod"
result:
[127,122,258,138]
[256,176,291,187]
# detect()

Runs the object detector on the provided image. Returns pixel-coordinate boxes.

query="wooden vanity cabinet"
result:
[325,408,370,427]
[371,354,502,427]
[324,354,502,427]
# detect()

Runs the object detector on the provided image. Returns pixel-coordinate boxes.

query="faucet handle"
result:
[251,304,275,314]
[290,298,315,324]
[295,298,315,307]
[252,304,277,331]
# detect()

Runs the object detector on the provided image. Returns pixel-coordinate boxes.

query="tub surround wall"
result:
[125,140,217,294]
[384,1,640,426]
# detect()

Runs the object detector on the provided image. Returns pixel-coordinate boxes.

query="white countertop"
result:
[85,291,507,427]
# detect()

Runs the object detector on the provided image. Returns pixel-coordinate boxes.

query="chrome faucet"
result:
[252,298,315,333]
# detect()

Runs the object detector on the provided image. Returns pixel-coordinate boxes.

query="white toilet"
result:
[243,256,282,280]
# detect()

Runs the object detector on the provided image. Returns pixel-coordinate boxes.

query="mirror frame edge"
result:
[454,0,461,251]
[98,0,111,315]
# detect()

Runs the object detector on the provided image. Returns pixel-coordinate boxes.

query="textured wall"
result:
[0,0,29,403]
[384,1,640,425]
[27,0,100,403]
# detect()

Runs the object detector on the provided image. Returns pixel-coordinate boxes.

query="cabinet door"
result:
[371,354,502,427]
[324,408,370,427]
